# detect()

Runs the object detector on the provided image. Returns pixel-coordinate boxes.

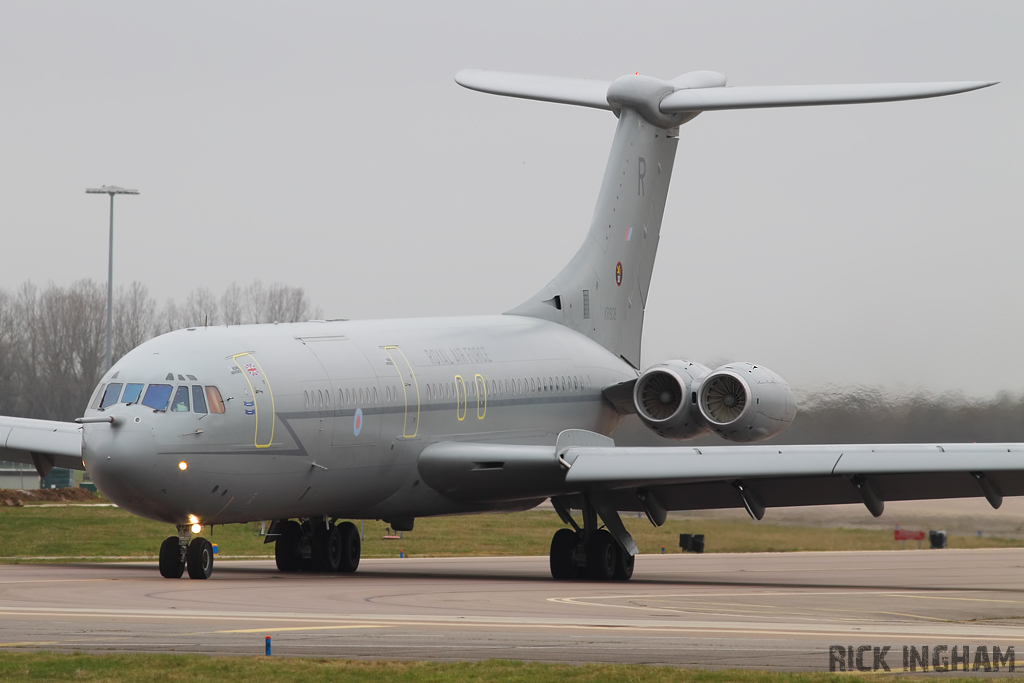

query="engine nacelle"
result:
[633,360,712,440]
[696,362,797,443]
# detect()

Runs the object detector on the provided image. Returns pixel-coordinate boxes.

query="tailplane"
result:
[456,70,995,369]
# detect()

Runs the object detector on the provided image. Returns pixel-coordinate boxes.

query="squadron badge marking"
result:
[615,261,623,287]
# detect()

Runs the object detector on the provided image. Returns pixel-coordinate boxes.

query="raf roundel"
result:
[353,408,363,436]
[615,261,623,287]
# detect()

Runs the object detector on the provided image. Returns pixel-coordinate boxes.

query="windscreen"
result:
[99,383,123,409]
[142,384,173,411]
[121,383,144,404]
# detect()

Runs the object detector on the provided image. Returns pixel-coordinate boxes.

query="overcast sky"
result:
[0,2,1019,397]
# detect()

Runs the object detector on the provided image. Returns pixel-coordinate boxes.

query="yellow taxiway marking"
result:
[202,625,392,635]
[0,641,59,647]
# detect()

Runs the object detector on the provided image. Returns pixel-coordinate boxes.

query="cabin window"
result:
[345,388,351,404]
[192,386,208,414]
[304,391,309,408]
[318,390,324,407]
[99,383,123,409]
[171,386,190,412]
[122,383,144,404]
[573,376,579,391]
[358,388,364,404]
[91,384,106,410]
[326,389,331,407]
[205,387,226,414]
[142,384,173,411]
[373,387,378,405]
[530,378,535,392]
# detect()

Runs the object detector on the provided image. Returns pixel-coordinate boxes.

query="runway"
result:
[2,550,1024,671]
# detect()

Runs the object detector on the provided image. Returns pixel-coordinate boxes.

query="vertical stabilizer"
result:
[500,72,726,369]
[454,69,995,369]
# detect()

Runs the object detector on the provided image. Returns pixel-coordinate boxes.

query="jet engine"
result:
[633,360,712,440]
[696,362,797,442]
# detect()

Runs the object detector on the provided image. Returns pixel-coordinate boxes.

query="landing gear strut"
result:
[159,525,214,579]
[274,518,361,574]
[548,497,635,581]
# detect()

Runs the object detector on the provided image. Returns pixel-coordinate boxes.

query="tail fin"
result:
[456,70,995,369]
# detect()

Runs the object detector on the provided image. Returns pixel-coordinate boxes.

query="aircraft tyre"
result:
[613,546,635,581]
[337,521,361,573]
[549,528,578,580]
[311,524,342,572]
[274,520,302,572]
[158,536,185,579]
[186,537,214,580]
[585,530,617,581]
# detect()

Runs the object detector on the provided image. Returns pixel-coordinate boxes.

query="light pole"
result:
[86,185,139,371]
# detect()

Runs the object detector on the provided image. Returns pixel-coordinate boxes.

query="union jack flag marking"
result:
[245,363,259,377]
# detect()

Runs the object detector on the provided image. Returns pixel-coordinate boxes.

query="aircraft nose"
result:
[83,418,173,522]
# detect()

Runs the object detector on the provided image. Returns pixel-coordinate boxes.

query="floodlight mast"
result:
[85,185,139,371]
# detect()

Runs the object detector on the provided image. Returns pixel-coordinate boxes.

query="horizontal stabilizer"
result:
[456,69,996,119]
[659,81,997,113]
[455,69,612,110]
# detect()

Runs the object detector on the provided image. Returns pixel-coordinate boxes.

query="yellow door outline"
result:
[474,374,487,419]
[454,375,467,421]
[232,353,275,448]
[384,346,420,438]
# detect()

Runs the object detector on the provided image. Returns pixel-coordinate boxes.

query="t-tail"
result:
[456,69,995,369]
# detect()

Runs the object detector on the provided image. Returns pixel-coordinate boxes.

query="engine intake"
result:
[697,363,797,443]
[633,361,711,440]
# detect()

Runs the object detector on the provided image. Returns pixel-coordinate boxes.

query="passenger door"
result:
[231,353,275,448]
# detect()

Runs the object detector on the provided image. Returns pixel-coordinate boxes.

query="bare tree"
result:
[220,282,244,325]
[156,299,183,336]
[244,280,267,324]
[114,282,156,361]
[181,287,219,327]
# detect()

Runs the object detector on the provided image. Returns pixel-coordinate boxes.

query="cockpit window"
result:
[99,383,123,409]
[192,386,208,414]
[122,383,144,404]
[142,384,173,411]
[91,384,106,410]
[171,386,190,412]
[205,386,225,414]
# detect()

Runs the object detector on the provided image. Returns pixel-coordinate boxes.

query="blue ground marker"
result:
[265,635,271,656]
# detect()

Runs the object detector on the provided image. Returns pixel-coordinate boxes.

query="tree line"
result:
[0,279,1021,444]
[0,279,319,422]
[616,386,1024,446]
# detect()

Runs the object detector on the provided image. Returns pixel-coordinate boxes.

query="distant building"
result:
[0,461,40,490]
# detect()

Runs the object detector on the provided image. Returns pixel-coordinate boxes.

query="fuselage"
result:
[82,315,635,525]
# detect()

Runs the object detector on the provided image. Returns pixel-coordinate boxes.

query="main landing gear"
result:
[548,496,636,581]
[273,518,361,574]
[159,525,214,579]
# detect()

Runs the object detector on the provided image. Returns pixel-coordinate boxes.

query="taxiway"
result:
[1,549,1023,670]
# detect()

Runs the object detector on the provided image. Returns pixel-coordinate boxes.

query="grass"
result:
[0,653,998,683]
[0,504,1020,562]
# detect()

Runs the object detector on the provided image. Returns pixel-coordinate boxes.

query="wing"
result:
[0,416,85,477]
[418,435,1023,518]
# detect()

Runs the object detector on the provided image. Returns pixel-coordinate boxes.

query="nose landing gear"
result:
[159,525,214,579]
[273,518,361,574]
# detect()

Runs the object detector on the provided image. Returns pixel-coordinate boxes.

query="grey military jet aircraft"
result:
[0,69,1004,581]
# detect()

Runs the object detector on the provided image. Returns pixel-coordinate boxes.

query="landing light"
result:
[178,461,188,471]
[191,523,202,534]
